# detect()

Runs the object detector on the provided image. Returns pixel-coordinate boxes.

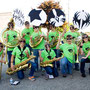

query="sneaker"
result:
[49,75,54,79]
[81,73,86,77]
[28,76,36,81]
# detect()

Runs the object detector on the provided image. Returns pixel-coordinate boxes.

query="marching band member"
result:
[64,25,79,39]
[21,21,34,54]
[56,35,77,77]
[40,43,58,79]
[64,25,79,71]
[4,22,17,68]
[30,26,46,70]
[0,43,6,64]
[47,25,60,68]
[80,34,90,77]
[11,38,37,81]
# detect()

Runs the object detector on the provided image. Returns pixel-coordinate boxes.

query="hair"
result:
[66,35,72,38]
[45,43,50,49]
[8,22,14,29]
[33,26,39,29]
[19,38,26,43]
[25,21,29,25]
[0,42,3,48]
[82,34,89,43]
[70,25,74,30]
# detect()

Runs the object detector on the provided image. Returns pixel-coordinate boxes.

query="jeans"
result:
[17,61,37,79]
[60,57,73,75]
[25,44,32,55]
[7,51,15,68]
[44,62,58,77]
[80,58,90,74]
[53,49,60,68]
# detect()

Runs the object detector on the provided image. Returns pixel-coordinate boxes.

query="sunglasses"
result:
[20,41,25,43]
[67,38,72,40]
[33,27,39,29]
[82,36,88,39]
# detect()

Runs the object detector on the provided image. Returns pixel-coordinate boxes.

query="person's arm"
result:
[82,51,90,59]
[56,28,66,49]
[11,55,15,71]
[25,49,30,58]
[80,42,84,55]
[30,36,33,43]
[39,50,43,62]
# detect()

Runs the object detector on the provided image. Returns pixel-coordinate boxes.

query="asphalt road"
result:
[0,56,90,90]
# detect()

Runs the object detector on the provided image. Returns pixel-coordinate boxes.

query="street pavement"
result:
[0,56,90,90]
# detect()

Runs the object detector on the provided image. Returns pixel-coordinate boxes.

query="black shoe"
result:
[89,68,90,75]
[62,74,67,77]
[81,73,86,77]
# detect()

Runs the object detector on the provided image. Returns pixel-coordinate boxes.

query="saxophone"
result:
[6,55,36,75]
[40,54,64,67]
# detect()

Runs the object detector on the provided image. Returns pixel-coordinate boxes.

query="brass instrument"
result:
[40,54,64,67]
[30,32,43,48]
[1,18,20,63]
[6,55,36,75]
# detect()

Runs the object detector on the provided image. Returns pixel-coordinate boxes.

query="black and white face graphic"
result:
[29,9,47,26]
[13,9,25,27]
[48,9,66,27]
[73,10,90,30]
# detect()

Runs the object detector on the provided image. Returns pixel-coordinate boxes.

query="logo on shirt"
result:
[68,49,73,53]
[13,35,16,38]
[27,32,30,35]
[85,47,90,51]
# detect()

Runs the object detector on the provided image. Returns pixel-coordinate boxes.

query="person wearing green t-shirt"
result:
[11,38,37,81]
[64,25,80,70]
[40,43,58,79]
[21,21,34,54]
[0,43,6,79]
[0,43,6,64]
[64,25,79,39]
[56,35,77,77]
[80,34,90,77]
[47,25,60,69]
[30,26,46,70]
[4,22,17,68]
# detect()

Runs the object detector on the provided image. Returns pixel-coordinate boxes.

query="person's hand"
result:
[23,33,26,37]
[11,63,14,71]
[30,36,32,39]
[25,49,28,54]
[82,57,87,59]
[7,33,9,37]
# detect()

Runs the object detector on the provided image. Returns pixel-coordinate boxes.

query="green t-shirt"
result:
[64,31,79,39]
[4,30,17,51]
[12,46,30,65]
[31,31,45,49]
[59,43,77,63]
[0,50,3,57]
[21,27,34,44]
[48,31,59,49]
[82,41,90,59]
[41,49,56,62]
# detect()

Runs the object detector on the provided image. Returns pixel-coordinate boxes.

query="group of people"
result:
[0,21,90,81]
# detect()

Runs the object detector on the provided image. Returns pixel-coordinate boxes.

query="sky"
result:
[0,0,90,32]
